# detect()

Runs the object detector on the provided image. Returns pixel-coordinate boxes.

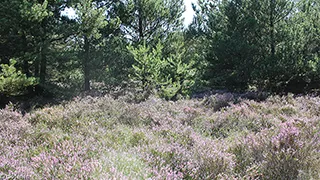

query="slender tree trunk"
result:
[35,44,44,94]
[39,21,47,85]
[22,33,30,77]
[83,35,90,91]
[35,46,41,78]
[270,0,275,58]
[138,1,144,41]
[23,57,34,94]
[23,59,30,77]
[40,44,47,85]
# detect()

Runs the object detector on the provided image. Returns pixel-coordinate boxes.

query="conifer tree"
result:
[74,0,108,91]
[118,0,184,44]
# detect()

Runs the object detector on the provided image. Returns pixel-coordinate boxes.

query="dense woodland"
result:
[1,0,320,179]
[0,0,319,103]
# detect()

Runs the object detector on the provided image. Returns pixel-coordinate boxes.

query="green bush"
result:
[128,41,196,100]
[0,59,37,96]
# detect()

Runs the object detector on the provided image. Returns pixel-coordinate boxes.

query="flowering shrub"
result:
[29,140,99,179]
[0,107,32,179]
[202,93,236,111]
[1,94,320,179]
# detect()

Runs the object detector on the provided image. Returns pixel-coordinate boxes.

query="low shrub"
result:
[1,94,320,179]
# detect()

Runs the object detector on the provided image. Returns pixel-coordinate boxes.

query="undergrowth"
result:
[1,94,320,179]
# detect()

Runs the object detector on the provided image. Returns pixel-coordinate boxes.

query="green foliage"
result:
[273,0,320,92]
[1,0,319,100]
[0,59,37,96]
[119,0,184,44]
[193,0,263,90]
[20,0,53,22]
[192,0,319,92]
[102,37,134,88]
[128,42,164,92]
[159,48,196,100]
[128,41,196,100]
[74,0,109,91]
[75,0,108,39]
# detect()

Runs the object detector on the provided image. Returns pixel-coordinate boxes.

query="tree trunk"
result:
[138,1,144,41]
[83,35,90,91]
[34,44,44,94]
[40,44,47,85]
[22,34,30,77]
[23,59,30,77]
[270,0,275,58]
[35,46,41,78]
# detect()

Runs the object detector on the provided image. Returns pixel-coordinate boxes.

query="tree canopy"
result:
[0,0,319,98]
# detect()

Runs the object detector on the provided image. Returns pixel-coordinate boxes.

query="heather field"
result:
[1,94,320,179]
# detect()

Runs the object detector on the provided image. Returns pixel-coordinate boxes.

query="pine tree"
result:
[74,0,108,91]
[192,0,297,91]
[118,0,184,44]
